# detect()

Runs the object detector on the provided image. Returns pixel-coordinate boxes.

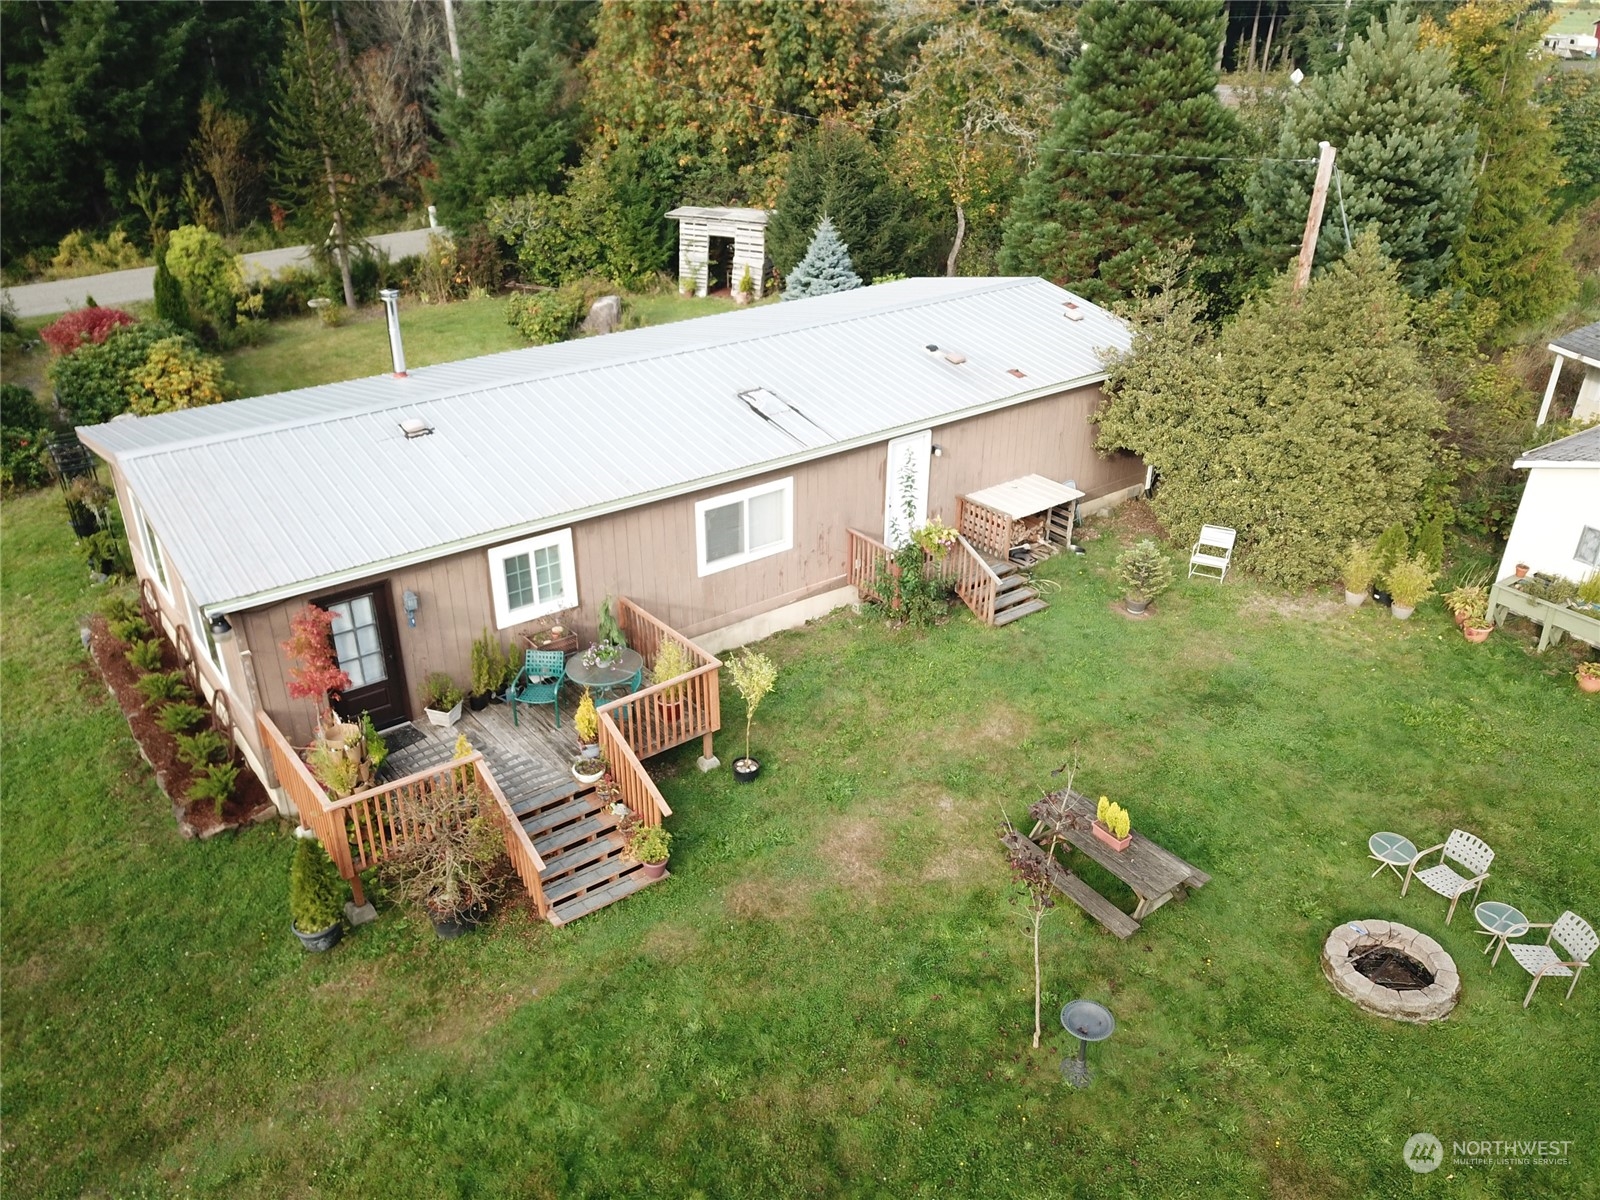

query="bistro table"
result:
[1474,900,1530,968]
[1368,832,1419,883]
[565,647,645,703]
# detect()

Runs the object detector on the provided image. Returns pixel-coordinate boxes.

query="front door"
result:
[884,430,932,548]
[317,585,408,729]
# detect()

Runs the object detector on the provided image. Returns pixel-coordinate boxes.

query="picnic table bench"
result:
[1020,788,1210,938]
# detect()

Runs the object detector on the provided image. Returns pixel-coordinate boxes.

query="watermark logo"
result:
[1404,1133,1444,1174]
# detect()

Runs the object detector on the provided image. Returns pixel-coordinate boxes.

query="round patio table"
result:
[1474,901,1529,968]
[1060,1000,1114,1089]
[1368,832,1417,883]
[566,647,645,701]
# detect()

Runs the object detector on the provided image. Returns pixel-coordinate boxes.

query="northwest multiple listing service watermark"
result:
[1404,1132,1574,1173]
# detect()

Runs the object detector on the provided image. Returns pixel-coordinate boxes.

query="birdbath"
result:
[1060,999,1115,1088]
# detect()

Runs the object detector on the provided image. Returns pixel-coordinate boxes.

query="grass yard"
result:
[2,489,1597,1199]
[223,291,748,400]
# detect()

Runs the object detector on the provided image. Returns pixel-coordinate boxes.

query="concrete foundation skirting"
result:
[1079,482,1146,517]
[693,585,861,655]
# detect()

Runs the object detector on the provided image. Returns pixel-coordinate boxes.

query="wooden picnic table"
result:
[1024,789,1210,937]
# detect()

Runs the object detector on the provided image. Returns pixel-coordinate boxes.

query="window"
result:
[488,529,577,629]
[1576,526,1600,569]
[695,477,793,576]
[189,597,228,686]
[135,502,168,594]
[326,595,387,688]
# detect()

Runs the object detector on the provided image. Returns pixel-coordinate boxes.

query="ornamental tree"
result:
[282,604,350,725]
[782,217,862,300]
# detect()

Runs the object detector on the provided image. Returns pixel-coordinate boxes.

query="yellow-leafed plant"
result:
[1108,803,1130,840]
[575,688,598,744]
[1097,795,1111,825]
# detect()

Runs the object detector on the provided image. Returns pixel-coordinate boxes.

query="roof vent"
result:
[399,417,433,439]
[1008,368,1027,379]
[1063,301,1084,322]
[925,344,967,365]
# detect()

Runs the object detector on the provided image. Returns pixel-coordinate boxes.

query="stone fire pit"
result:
[1322,920,1460,1023]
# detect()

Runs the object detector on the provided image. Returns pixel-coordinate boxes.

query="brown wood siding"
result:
[235,384,1143,745]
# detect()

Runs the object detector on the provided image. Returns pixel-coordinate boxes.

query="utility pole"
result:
[442,0,464,99]
[1294,141,1337,294]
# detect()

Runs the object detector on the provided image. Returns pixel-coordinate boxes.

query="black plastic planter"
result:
[292,920,343,953]
[733,757,761,784]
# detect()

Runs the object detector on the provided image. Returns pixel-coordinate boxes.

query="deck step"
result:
[994,583,1040,611]
[543,851,637,905]
[521,795,601,839]
[996,575,1033,598]
[539,832,627,882]
[992,598,1049,626]
[511,779,581,819]
[548,868,665,927]
[991,558,1021,578]
[529,811,618,858]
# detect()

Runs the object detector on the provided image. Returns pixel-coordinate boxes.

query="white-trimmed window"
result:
[695,476,793,576]
[489,529,577,629]
[189,597,229,686]
[1576,526,1600,569]
[136,503,170,596]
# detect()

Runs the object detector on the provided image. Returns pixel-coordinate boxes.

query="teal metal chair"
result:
[506,650,567,727]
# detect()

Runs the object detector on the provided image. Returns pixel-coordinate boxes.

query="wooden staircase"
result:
[513,779,665,926]
[990,557,1049,627]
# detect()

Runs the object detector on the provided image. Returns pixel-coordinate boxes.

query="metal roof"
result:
[1515,424,1600,467]
[1549,320,1600,367]
[78,277,1130,612]
[965,474,1085,520]
[666,206,769,225]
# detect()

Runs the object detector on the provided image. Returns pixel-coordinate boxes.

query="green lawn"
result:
[223,291,750,399]
[3,489,1597,1198]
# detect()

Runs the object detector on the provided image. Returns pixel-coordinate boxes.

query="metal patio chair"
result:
[1509,911,1597,1008]
[506,650,566,728]
[1188,525,1237,582]
[1402,829,1495,924]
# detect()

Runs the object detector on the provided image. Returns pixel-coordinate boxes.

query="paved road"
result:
[4,227,443,318]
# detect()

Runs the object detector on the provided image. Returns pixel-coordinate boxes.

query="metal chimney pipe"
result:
[379,288,407,377]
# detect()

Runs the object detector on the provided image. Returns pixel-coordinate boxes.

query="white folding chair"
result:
[1188,525,1237,582]
[1509,911,1596,1008]
[1402,829,1494,924]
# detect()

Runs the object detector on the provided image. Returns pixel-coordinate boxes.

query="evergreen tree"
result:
[768,123,929,284]
[1096,234,1443,589]
[999,0,1241,306]
[782,217,863,300]
[430,0,589,228]
[271,1,381,310]
[1245,12,1475,295]
[152,246,191,332]
[1436,1,1575,336]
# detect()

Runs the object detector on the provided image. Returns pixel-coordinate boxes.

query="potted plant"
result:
[1092,796,1132,853]
[1341,541,1377,607]
[281,604,368,779]
[575,688,600,758]
[1116,539,1174,615]
[1578,662,1600,695]
[734,264,755,306]
[1443,581,1489,628]
[1371,523,1408,605]
[1383,554,1438,621]
[630,824,671,879]
[571,753,608,785]
[1514,562,1529,579]
[382,780,505,938]
[468,628,508,711]
[728,650,777,783]
[420,672,465,727]
[289,838,346,952]
[650,637,694,722]
[582,639,625,671]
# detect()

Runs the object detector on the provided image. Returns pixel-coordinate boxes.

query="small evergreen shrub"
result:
[1373,524,1410,576]
[506,287,587,345]
[1385,554,1439,609]
[157,702,210,734]
[125,638,165,672]
[108,614,152,645]
[175,729,229,769]
[1413,516,1445,573]
[186,760,240,816]
[1116,539,1175,603]
[135,670,193,708]
[1342,541,1378,595]
[289,838,346,933]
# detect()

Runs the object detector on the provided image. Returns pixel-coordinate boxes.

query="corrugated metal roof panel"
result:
[80,277,1130,609]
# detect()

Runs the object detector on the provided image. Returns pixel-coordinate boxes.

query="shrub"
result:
[1578,573,1600,607]
[157,702,210,734]
[1385,554,1439,609]
[629,824,671,864]
[48,230,143,278]
[126,337,228,415]
[420,672,465,712]
[1,421,52,492]
[39,307,136,356]
[164,224,242,338]
[470,628,511,696]
[175,729,230,769]
[1413,516,1445,573]
[186,760,240,816]
[49,320,184,424]
[649,638,694,688]
[575,689,598,743]
[306,742,360,798]
[101,595,142,624]
[1373,523,1410,577]
[1117,539,1175,603]
[125,638,165,671]
[1,382,49,431]
[506,287,587,345]
[289,838,346,933]
[135,670,194,708]
[1342,542,1378,595]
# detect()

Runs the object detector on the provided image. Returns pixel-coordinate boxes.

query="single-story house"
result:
[78,277,1143,809]
[1496,423,1600,583]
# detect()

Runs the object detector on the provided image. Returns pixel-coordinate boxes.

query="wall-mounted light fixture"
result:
[403,589,419,627]
[932,444,944,458]
[209,613,233,642]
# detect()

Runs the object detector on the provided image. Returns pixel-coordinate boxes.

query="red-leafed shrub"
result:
[39,307,136,356]
[282,605,350,724]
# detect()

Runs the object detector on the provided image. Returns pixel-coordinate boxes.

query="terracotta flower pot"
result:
[1092,819,1132,853]
[1515,563,1529,578]
[641,859,668,879]
[1578,673,1600,694]
[1453,610,1468,627]
[1463,624,1491,643]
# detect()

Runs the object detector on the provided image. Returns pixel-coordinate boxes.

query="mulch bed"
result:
[86,614,276,839]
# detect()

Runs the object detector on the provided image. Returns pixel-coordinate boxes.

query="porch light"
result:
[403,589,419,627]
[209,613,233,641]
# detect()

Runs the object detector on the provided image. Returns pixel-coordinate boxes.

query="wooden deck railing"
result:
[598,710,672,828]
[599,596,722,762]
[259,714,549,915]
[846,527,1002,626]
[956,495,1013,558]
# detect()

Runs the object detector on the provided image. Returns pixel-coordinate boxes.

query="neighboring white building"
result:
[666,206,769,298]
[1538,319,1600,425]
[1497,424,1600,582]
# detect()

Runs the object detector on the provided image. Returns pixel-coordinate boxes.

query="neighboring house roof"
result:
[78,277,1130,613]
[1514,423,1600,469]
[1549,320,1600,368]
